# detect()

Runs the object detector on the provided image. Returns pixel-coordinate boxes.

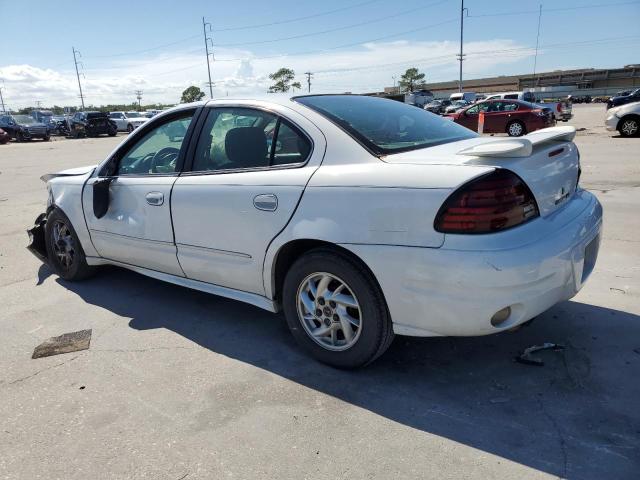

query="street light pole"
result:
[203,17,214,99]
[457,0,466,93]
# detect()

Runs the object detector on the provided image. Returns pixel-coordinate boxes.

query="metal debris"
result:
[515,342,565,366]
[32,329,92,359]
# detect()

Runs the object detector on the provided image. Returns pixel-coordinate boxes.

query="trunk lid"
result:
[384,126,580,217]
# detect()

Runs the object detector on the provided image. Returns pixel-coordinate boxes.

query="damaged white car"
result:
[28,95,602,368]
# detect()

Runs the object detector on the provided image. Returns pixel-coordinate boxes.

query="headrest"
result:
[225,127,268,168]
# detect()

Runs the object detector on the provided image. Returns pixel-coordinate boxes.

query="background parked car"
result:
[605,101,640,137]
[69,111,117,138]
[444,99,471,114]
[424,99,452,115]
[109,111,149,132]
[607,88,640,109]
[449,91,477,103]
[447,99,555,136]
[0,128,10,144]
[0,114,50,141]
[486,91,572,122]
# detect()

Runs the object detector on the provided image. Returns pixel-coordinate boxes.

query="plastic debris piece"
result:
[515,342,565,366]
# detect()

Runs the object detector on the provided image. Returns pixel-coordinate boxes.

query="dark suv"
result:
[69,111,117,138]
[0,114,51,141]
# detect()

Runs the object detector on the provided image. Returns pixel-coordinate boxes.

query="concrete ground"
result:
[0,104,638,479]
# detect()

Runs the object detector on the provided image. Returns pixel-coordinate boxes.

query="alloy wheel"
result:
[508,122,523,136]
[296,272,362,351]
[51,220,76,271]
[621,120,638,136]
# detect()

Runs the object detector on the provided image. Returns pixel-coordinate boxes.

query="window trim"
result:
[181,104,314,176]
[98,107,201,178]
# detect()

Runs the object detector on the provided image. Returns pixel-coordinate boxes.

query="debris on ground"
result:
[32,329,92,359]
[515,342,565,366]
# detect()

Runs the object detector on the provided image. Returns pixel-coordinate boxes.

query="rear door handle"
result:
[145,192,164,206]
[253,194,278,212]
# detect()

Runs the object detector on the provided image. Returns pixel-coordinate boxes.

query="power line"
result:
[532,4,543,81]
[72,47,85,109]
[214,0,383,32]
[213,0,448,47]
[468,0,640,17]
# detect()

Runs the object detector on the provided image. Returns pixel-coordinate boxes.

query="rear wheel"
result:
[618,116,639,137]
[507,120,526,137]
[282,249,394,368]
[43,135,50,141]
[127,124,134,133]
[45,208,94,281]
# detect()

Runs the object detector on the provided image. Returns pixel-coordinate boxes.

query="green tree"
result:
[399,67,426,92]
[268,68,302,93]
[181,86,206,103]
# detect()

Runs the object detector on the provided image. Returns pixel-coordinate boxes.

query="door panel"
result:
[172,167,317,294]
[83,176,183,275]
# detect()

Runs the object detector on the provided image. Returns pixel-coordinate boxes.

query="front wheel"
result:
[127,124,134,133]
[507,120,526,137]
[45,209,94,281]
[282,249,394,368]
[618,117,639,137]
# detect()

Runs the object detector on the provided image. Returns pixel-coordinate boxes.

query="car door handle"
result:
[253,194,278,212]
[145,192,164,206]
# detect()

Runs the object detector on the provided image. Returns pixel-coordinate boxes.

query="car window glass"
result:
[504,94,518,99]
[503,101,519,112]
[192,108,309,172]
[116,114,193,175]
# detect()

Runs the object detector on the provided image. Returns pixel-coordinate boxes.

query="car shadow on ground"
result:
[46,264,640,480]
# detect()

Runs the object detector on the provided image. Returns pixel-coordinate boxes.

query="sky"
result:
[0,0,639,109]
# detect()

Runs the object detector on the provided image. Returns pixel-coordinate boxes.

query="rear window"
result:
[295,95,476,155]
[87,112,108,119]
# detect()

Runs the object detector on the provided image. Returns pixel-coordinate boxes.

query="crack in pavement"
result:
[6,353,84,385]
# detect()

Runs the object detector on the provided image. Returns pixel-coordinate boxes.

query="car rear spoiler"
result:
[457,126,576,158]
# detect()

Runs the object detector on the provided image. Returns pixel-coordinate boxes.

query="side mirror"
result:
[93,178,113,219]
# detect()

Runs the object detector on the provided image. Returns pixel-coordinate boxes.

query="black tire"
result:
[282,248,394,368]
[108,129,117,137]
[507,120,526,137]
[45,208,94,281]
[127,124,134,133]
[16,131,24,142]
[618,116,639,137]
[43,135,50,141]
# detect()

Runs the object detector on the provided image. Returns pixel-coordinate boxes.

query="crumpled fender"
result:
[40,165,96,182]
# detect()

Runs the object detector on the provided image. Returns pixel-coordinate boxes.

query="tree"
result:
[398,67,426,92]
[268,68,302,93]
[181,86,205,103]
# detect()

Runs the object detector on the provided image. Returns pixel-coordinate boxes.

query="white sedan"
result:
[28,95,602,368]
[604,101,640,137]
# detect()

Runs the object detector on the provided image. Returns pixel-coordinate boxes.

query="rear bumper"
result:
[27,212,48,264]
[342,189,602,337]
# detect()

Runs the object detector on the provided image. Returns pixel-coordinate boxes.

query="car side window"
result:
[502,101,519,112]
[192,107,310,172]
[504,94,518,100]
[114,114,193,175]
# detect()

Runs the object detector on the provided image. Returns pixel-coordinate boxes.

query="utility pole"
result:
[35,100,42,109]
[72,47,85,109]
[304,72,313,93]
[135,90,143,110]
[202,17,214,99]
[532,4,543,89]
[457,0,467,93]
[0,85,7,113]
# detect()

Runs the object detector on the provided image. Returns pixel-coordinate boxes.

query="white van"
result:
[449,92,477,103]
[484,91,537,103]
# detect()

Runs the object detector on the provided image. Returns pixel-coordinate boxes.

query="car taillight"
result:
[435,170,539,234]
[556,103,562,112]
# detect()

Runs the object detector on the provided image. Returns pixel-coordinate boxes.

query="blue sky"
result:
[1,0,639,108]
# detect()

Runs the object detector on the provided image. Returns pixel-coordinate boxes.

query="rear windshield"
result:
[87,112,108,119]
[295,95,476,155]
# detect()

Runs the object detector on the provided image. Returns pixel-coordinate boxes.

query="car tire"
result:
[45,208,94,281]
[282,248,394,368]
[127,124,134,133]
[108,129,117,137]
[507,120,526,137]
[43,135,50,141]
[16,131,24,142]
[618,116,639,137]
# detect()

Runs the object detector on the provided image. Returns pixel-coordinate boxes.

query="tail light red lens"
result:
[435,170,539,234]
[556,103,562,112]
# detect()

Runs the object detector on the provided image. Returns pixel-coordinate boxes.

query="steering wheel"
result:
[150,147,180,173]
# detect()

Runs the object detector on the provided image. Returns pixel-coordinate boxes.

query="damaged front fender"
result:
[27,212,49,264]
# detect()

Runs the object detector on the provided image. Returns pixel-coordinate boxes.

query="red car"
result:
[0,128,10,144]
[446,99,555,136]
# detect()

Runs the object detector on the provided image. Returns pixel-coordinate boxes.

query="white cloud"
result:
[0,39,533,109]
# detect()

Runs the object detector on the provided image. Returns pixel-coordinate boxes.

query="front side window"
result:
[295,95,475,155]
[466,102,490,115]
[192,107,310,172]
[115,114,193,175]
